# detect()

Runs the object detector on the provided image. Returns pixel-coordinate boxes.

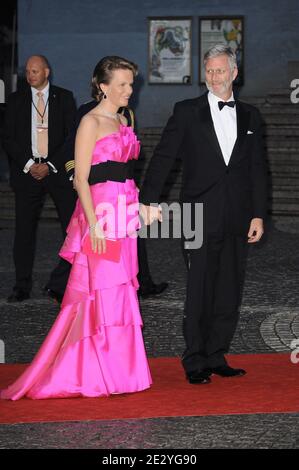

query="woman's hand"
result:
[89,223,106,254]
[247,218,264,243]
[139,204,163,225]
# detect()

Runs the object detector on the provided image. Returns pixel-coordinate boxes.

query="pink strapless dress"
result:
[1,124,152,400]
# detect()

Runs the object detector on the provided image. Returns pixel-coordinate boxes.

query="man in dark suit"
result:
[64,99,168,297]
[140,45,268,384]
[4,55,77,303]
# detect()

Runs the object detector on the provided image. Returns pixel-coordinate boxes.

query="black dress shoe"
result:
[43,287,63,304]
[7,290,30,303]
[186,370,211,384]
[206,365,246,377]
[139,282,168,298]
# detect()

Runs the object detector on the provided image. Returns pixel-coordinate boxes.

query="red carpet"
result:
[0,353,298,424]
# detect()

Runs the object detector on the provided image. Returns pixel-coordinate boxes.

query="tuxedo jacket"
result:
[3,84,76,189]
[139,92,268,235]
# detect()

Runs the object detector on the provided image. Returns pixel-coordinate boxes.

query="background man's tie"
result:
[36,91,48,157]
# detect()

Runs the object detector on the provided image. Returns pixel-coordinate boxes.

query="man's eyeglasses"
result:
[205,69,227,76]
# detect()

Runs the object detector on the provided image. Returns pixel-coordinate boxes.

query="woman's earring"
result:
[103,93,107,99]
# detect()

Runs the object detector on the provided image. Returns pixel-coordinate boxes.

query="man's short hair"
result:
[203,44,237,71]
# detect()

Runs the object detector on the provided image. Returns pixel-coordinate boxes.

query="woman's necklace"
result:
[99,109,119,121]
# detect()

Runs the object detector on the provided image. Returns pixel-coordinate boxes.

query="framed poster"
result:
[148,17,192,84]
[199,16,244,85]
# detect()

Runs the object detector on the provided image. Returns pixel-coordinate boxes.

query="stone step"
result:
[266,95,297,105]
[139,127,163,134]
[269,167,299,175]
[243,89,294,99]
[271,172,299,179]
[270,172,299,179]
[268,153,299,160]
[263,115,299,125]
[271,187,299,194]
[267,88,294,95]
[270,186,299,195]
[240,96,268,105]
[258,105,299,115]
[269,158,299,166]
[270,170,299,177]
[266,141,299,150]
[265,127,299,136]
[272,205,299,213]
[267,150,299,160]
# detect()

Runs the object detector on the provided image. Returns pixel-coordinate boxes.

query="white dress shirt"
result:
[207,91,237,166]
[23,83,57,174]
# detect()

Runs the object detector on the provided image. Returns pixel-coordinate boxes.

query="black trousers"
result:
[181,233,248,374]
[137,236,154,288]
[13,177,77,294]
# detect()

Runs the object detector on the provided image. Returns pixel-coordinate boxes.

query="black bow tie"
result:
[218,100,235,111]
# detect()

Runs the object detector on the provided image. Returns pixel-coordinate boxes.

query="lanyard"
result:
[32,97,49,125]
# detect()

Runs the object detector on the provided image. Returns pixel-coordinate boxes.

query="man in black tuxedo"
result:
[4,55,77,303]
[64,99,168,298]
[140,45,268,384]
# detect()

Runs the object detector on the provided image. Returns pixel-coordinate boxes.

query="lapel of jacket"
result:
[196,93,226,166]
[228,100,250,166]
[21,87,32,148]
[48,85,58,150]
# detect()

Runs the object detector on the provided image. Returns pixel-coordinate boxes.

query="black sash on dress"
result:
[88,160,135,185]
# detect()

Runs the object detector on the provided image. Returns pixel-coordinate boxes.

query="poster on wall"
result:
[199,16,244,85]
[148,17,192,84]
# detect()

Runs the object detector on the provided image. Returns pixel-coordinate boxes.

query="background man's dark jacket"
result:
[3,84,76,189]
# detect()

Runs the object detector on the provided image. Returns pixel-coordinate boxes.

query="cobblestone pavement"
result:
[0,414,298,449]
[0,217,298,448]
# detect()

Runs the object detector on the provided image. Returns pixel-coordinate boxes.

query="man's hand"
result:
[248,218,264,243]
[139,204,162,225]
[29,163,49,181]
[29,163,41,179]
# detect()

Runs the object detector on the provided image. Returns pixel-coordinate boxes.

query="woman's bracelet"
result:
[89,223,97,232]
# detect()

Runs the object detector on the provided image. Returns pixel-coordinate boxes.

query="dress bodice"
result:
[91,124,140,165]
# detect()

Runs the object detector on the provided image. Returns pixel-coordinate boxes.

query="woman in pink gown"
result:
[1,56,152,400]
